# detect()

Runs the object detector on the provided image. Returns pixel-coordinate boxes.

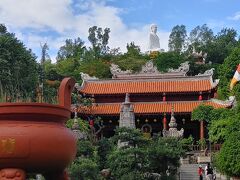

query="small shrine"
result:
[162,106,184,138]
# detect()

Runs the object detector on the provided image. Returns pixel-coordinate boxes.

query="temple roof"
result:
[78,61,218,95]
[76,100,231,115]
[79,76,218,95]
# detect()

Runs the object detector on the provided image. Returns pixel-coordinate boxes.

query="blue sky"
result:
[0,0,239,62]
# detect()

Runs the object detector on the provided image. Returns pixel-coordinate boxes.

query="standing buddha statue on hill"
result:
[148,24,160,52]
[148,24,160,59]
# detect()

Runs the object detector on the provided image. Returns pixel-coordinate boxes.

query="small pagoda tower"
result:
[72,108,87,140]
[162,106,184,138]
[119,93,135,128]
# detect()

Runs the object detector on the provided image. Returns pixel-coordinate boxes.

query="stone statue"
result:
[148,24,160,52]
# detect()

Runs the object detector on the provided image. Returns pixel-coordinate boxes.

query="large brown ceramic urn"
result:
[0,78,77,180]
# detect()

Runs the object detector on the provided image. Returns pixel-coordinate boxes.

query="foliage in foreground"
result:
[107,127,185,179]
[0,24,38,101]
[67,126,187,180]
[215,132,240,177]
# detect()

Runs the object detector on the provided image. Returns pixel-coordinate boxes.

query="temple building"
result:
[74,61,233,140]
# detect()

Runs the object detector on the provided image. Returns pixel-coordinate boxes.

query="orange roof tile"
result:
[80,79,213,95]
[76,101,230,115]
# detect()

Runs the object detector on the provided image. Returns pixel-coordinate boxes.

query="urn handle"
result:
[58,78,76,109]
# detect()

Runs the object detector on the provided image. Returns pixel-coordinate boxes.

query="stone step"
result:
[179,163,205,180]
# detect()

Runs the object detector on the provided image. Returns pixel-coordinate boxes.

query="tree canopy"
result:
[0,24,38,101]
[168,25,187,53]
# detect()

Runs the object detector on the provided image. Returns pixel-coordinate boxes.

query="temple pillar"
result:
[0,168,26,180]
[198,92,202,101]
[200,120,204,140]
[162,114,167,130]
[163,93,166,102]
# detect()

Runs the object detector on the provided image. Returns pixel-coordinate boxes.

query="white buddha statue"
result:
[148,24,160,52]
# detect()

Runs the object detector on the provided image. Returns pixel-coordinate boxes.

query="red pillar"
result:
[198,91,204,139]
[163,93,166,102]
[163,114,167,130]
[198,92,202,101]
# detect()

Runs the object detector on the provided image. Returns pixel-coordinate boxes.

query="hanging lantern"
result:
[109,120,112,123]
[154,119,157,122]
[145,119,148,123]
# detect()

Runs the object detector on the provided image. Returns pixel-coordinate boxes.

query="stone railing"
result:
[188,144,222,153]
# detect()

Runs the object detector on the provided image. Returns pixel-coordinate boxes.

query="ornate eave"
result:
[75,99,232,115]
[110,61,190,79]
[77,61,218,95]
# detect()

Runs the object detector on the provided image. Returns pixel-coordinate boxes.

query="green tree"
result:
[192,104,214,141]
[97,138,113,170]
[40,42,50,64]
[168,25,187,53]
[67,119,100,180]
[56,58,81,81]
[78,60,111,79]
[126,42,141,56]
[69,158,99,180]
[88,26,110,58]
[207,28,237,64]
[208,118,231,144]
[186,55,215,76]
[43,60,62,81]
[107,128,185,179]
[216,132,240,177]
[110,42,149,73]
[188,24,214,51]
[155,51,185,72]
[217,47,240,100]
[57,38,86,61]
[207,106,240,144]
[192,104,214,122]
[0,24,38,100]
[108,127,149,180]
[148,137,185,177]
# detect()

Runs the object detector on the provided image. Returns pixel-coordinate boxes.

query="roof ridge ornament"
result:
[168,61,190,74]
[110,64,132,78]
[211,96,236,106]
[196,68,215,76]
[110,61,189,79]
[80,72,98,81]
[140,60,160,74]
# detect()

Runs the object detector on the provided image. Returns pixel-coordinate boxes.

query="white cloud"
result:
[228,11,240,21]
[0,0,74,32]
[0,0,169,62]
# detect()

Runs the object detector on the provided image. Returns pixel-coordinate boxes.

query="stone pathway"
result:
[179,164,204,180]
